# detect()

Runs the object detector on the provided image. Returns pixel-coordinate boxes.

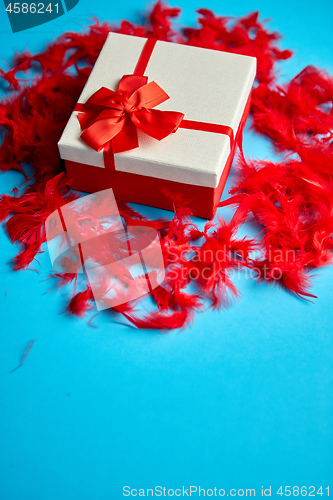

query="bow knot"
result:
[124,102,135,115]
[77,75,184,154]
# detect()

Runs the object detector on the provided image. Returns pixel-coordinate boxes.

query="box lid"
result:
[58,32,256,189]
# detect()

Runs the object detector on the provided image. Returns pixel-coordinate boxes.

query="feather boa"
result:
[0,2,332,330]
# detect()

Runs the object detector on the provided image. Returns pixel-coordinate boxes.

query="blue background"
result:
[0,0,332,498]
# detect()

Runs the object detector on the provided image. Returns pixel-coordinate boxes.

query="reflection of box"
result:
[58,32,256,219]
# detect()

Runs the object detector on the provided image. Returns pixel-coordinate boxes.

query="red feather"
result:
[0,2,331,330]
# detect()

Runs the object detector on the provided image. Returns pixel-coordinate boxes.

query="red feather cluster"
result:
[0,2,332,329]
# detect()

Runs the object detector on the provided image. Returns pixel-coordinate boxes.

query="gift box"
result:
[58,32,256,219]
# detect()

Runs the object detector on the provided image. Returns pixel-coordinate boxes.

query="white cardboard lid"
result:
[58,32,256,189]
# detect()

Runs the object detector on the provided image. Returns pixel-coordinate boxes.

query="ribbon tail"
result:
[112,118,139,154]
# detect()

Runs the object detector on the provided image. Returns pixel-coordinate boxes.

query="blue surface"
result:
[0,1,332,499]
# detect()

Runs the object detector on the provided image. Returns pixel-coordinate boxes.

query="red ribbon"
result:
[74,37,235,170]
[76,74,184,155]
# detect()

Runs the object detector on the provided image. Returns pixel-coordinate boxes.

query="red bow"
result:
[77,75,184,154]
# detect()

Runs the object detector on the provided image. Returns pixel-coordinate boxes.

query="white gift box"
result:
[58,32,256,218]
